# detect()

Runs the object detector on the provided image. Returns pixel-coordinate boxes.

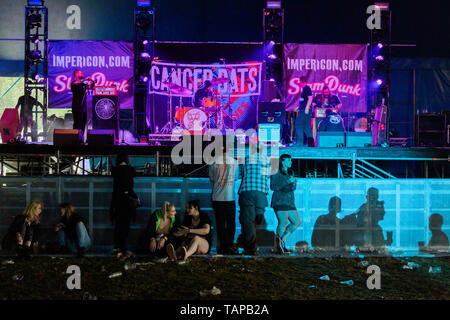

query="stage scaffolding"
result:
[0,144,448,178]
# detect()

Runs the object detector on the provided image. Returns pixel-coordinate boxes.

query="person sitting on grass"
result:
[54,203,91,257]
[143,201,180,262]
[1,200,43,260]
[419,213,449,255]
[166,200,212,262]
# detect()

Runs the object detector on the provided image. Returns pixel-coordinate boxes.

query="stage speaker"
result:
[258,102,285,125]
[119,109,134,132]
[346,132,372,147]
[92,95,119,130]
[0,108,20,143]
[87,129,116,146]
[258,123,281,143]
[318,132,345,147]
[417,113,445,147]
[53,129,83,146]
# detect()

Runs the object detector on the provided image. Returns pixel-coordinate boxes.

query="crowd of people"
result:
[1,149,448,261]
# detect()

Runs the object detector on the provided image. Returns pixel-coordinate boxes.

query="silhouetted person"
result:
[110,152,137,258]
[419,213,449,254]
[15,92,45,141]
[353,188,392,251]
[311,196,342,250]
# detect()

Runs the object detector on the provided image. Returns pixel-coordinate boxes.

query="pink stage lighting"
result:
[376,79,383,85]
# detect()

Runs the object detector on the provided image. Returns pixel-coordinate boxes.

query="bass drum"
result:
[182,108,208,131]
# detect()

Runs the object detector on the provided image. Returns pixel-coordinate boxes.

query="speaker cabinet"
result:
[53,129,83,146]
[0,108,20,143]
[258,102,285,125]
[417,113,445,147]
[346,132,372,147]
[92,95,118,130]
[318,132,345,147]
[87,129,116,146]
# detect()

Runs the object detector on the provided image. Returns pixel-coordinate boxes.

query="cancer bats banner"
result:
[48,40,134,109]
[149,61,262,129]
[283,44,368,113]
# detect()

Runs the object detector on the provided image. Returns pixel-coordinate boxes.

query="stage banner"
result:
[48,40,134,109]
[283,44,368,113]
[149,61,262,129]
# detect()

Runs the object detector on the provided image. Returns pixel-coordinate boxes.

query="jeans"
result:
[238,191,268,252]
[295,111,313,146]
[212,200,236,252]
[274,210,301,243]
[57,223,91,252]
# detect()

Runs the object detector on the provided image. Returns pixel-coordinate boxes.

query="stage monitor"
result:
[258,123,280,143]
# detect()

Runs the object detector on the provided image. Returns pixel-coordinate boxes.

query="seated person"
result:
[311,197,343,251]
[167,200,212,262]
[54,203,91,257]
[143,201,180,260]
[1,200,43,260]
[419,213,449,254]
[318,109,345,132]
[312,86,341,109]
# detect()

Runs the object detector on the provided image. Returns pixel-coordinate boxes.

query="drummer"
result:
[312,86,342,110]
[193,80,213,108]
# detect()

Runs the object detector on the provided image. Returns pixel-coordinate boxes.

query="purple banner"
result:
[283,44,368,113]
[49,40,134,109]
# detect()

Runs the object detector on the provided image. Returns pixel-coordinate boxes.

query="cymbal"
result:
[162,81,193,95]
[211,77,230,85]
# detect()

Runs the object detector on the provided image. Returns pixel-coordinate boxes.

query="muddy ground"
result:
[0,254,449,300]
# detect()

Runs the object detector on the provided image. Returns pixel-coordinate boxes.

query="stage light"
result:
[269,40,275,46]
[28,12,42,28]
[140,75,149,82]
[142,40,149,45]
[136,10,152,30]
[266,0,282,9]
[140,52,151,61]
[28,0,44,5]
[137,0,151,7]
[376,79,383,85]
[33,74,40,81]
[375,55,384,61]
[30,50,42,64]
[268,53,277,60]
[377,43,383,49]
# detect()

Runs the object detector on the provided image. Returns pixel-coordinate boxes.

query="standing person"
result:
[270,154,300,253]
[237,142,271,255]
[71,69,95,136]
[110,152,137,258]
[143,201,180,261]
[15,91,45,142]
[1,200,43,260]
[293,76,313,147]
[171,200,212,262]
[54,203,91,257]
[209,148,239,255]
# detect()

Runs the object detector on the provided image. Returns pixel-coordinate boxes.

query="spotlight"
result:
[269,40,275,46]
[139,75,149,82]
[375,55,384,61]
[28,12,42,28]
[140,52,151,61]
[142,40,149,45]
[136,10,152,30]
[28,0,44,5]
[377,43,383,49]
[30,50,42,64]
[376,79,383,85]
[267,53,277,60]
[34,74,40,81]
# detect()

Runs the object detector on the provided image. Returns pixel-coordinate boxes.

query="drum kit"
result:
[159,77,235,133]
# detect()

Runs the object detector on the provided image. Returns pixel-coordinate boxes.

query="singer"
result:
[71,69,96,135]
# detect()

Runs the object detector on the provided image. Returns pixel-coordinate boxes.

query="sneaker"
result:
[166,244,177,262]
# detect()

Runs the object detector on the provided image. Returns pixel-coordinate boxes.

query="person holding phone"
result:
[270,154,301,253]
